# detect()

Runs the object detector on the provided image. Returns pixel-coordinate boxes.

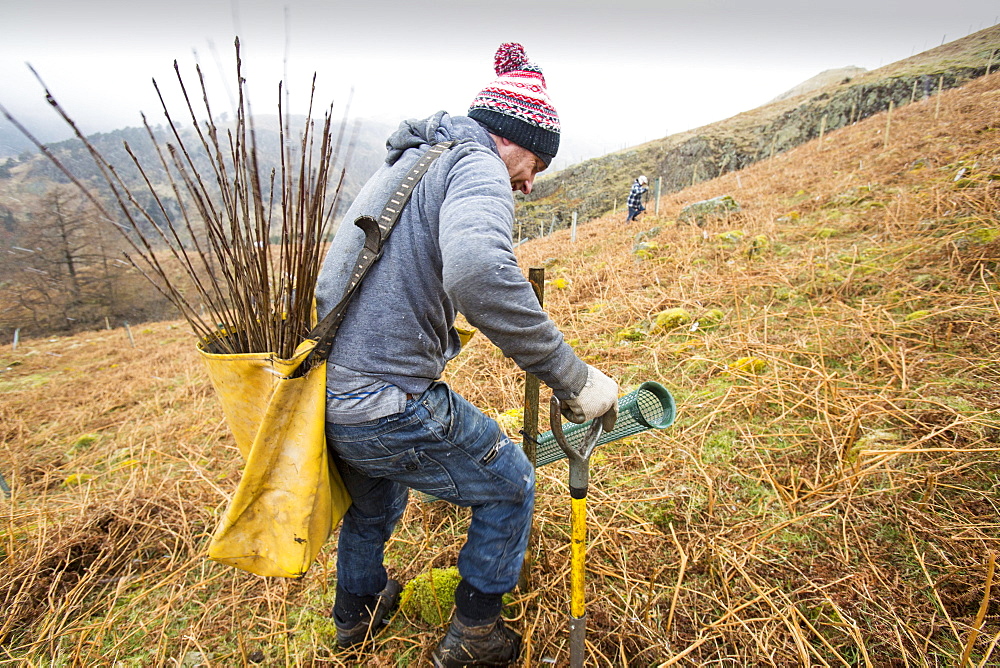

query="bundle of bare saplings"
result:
[0,38,350,357]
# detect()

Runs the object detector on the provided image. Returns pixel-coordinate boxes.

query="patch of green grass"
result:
[703,429,739,464]
[287,604,341,662]
[67,433,101,455]
[774,285,802,302]
[620,363,651,387]
[773,526,818,550]
[729,474,777,516]
[644,498,684,532]
[0,372,52,392]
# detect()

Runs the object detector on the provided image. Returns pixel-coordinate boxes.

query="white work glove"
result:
[562,365,619,431]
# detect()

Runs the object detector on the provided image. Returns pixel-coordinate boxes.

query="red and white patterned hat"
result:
[468,43,560,166]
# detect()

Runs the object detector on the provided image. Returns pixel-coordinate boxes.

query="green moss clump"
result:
[728,357,768,374]
[652,308,692,333]
[615,326,647,342]
[966,227,1000,244]
[633,241,660,260]
[714,230,745,244]
[694,309,726,331]
[400,567,462,626]
[495,408,524,435]
[774,286,799,301]
[703,429,739,463]
[70,434,99,450]
[747,234,770,258]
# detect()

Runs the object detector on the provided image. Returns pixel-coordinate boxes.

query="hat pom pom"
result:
[494,42,528,75]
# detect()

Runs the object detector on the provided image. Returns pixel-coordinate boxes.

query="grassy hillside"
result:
[520,24,1000,233]
[1,69,999,666]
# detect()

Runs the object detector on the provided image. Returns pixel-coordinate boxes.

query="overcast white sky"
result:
[1,0,998,166]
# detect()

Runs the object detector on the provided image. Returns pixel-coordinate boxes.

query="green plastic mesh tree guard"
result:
[533,381,676,467]
[421,381,677,502]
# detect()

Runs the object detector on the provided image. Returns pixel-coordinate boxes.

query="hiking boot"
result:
[333,579,402,649]
[431,613,521,667]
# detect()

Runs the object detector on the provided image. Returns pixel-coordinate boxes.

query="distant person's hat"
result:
[638,175,648,185]
[468,42,560,167]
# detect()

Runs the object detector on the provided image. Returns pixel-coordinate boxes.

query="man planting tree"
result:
[315,42,618,666]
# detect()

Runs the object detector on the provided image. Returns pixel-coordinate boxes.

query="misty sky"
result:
[1,0,998,166]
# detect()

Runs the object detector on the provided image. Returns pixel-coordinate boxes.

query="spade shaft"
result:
[549,396,609,668]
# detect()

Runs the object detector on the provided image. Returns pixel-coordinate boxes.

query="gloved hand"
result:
[562,365,619,431]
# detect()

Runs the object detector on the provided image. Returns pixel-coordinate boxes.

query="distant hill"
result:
[519,23,1000,234]
[768,66,868,103]
[0,111,72,160]
[0,112,392,222]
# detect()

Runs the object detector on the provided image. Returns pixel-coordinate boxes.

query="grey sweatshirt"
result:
[315,111,588,414]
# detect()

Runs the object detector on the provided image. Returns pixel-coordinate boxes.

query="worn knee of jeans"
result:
[457,455,534,595]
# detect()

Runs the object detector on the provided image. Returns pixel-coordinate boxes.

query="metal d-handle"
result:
[549,396,604,494]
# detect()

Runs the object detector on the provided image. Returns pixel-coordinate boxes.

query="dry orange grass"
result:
[2,73,1000,666]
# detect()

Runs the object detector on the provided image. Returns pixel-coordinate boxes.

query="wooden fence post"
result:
[571,212,577,242]
[655,177,662,215]
[935,74,944,120]
[12,327,19,351]
[518,267,545,591]
[884,100,894,149]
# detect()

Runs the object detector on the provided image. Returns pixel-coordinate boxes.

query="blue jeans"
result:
[325,381,535,598]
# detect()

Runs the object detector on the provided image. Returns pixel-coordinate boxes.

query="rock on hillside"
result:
[519,24,1000,233]
[768,66,868,103]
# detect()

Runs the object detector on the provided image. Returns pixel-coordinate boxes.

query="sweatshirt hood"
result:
[385,111,495,166]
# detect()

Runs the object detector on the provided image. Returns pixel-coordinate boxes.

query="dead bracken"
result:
[2,55,1000,668]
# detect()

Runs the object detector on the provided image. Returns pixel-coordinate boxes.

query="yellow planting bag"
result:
[193,142,457,577]
[198,336,351,578]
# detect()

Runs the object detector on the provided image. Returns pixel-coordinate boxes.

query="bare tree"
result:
[0,187,170,335]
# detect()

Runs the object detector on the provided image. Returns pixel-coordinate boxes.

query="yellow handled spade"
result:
[549,396,617,668]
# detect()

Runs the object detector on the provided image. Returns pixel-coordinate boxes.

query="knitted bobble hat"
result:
[468,42,560,166]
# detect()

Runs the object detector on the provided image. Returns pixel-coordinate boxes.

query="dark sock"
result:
[454,579,504,626]
[333,583,378,625]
